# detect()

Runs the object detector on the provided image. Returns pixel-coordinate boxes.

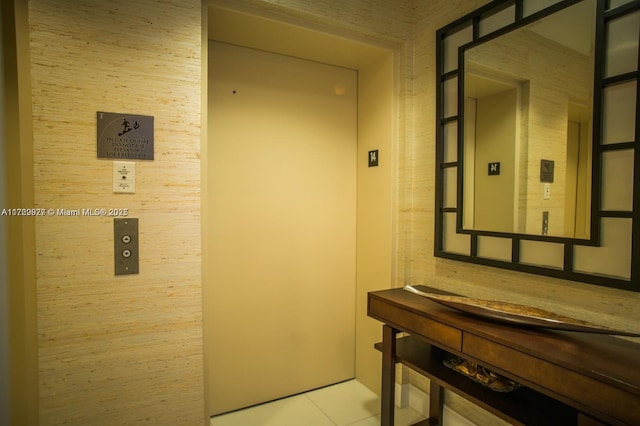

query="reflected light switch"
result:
[114,161,135,193]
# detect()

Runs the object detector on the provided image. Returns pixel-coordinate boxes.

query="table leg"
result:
[429,380,444,426]
[381,325,397,426]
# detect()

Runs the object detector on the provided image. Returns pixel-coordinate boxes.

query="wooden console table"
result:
[367,286,640,426]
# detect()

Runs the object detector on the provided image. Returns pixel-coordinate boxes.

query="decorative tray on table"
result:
[404,285,640,337]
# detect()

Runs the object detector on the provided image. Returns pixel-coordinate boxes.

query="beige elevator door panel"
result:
[206,41,357,416]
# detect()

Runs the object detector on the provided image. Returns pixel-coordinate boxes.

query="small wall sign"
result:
[488,162,500,175]
[540,159,554,183]
[97,111,154,160]
[368,150,379,167]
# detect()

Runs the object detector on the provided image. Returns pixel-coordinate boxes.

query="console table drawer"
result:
[463,333,640,425]
[368,297,462,351]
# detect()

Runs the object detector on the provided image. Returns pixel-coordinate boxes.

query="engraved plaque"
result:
[540,159,554,183]
[97,111,154,160]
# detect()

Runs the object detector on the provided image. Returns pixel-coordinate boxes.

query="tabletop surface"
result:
[368,286,640,395]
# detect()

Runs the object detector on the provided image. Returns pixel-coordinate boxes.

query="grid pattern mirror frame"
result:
[434,0,640,291]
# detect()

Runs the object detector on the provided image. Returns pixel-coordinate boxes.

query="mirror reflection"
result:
[462,0,596,238]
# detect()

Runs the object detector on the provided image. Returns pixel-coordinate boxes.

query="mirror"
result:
[436,0,640,291]
[461,0,596,239]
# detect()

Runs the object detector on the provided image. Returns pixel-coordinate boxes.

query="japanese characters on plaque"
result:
[97,111,154,160]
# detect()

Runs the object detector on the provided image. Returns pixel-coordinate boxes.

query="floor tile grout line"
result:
[303,386,382,426]
[303,393,340,426]
[342,414,381,426]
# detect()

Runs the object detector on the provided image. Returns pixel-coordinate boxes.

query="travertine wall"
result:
[28,0,204,424]
[224,0,415,45]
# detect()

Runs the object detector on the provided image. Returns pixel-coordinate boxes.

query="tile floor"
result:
[209,379,425,426]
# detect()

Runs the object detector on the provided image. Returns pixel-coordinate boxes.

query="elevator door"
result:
[206,41,357,416]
